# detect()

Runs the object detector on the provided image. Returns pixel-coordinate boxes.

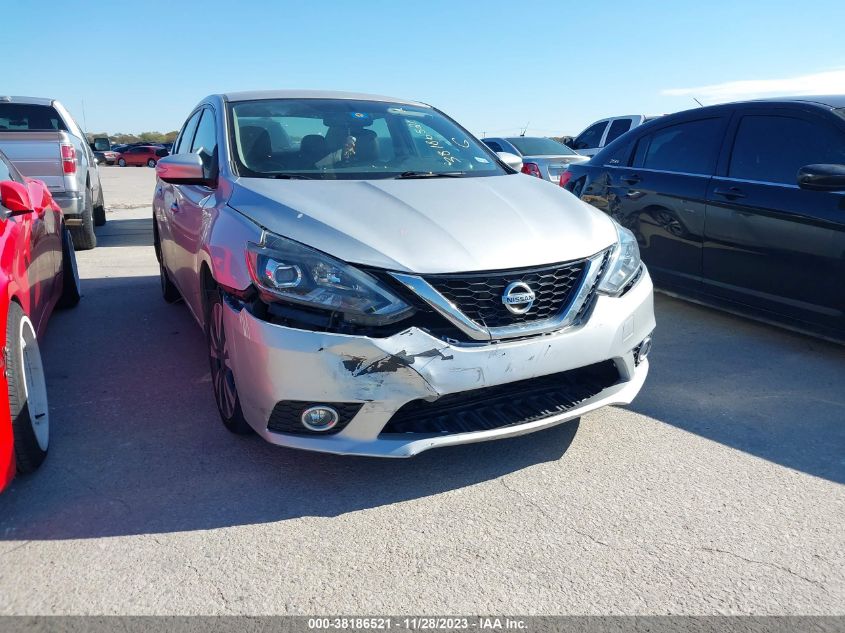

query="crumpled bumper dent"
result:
[222,271,655,457]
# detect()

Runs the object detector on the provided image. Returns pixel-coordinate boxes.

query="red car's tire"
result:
[118,158,126,167]
[147,159,156,168]
[5,302,49,474]
[57,228,81,309]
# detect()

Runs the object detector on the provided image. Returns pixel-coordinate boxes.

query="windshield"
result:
[506,137,577,156]
[229,99,506,180]
[0,104,67,131]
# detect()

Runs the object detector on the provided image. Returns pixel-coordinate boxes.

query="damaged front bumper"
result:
[222,271,655,457]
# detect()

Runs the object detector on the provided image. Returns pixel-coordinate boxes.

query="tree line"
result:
[85,131,179,144]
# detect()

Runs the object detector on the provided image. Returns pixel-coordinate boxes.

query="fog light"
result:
[301,406,339,432]
[635,335,653,365]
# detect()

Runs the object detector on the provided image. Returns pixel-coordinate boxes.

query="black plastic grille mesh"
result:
[381,360,619,435]
[423,260,588,328]
[267,401,363,435]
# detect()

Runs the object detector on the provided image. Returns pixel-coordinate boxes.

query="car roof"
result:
[748,94,845,107]
[0,96,54,106]
[220,90,428,107]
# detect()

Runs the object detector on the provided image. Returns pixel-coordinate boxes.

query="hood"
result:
[227,173,617,274]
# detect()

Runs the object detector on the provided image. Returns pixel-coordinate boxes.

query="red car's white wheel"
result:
[6,302,50,472]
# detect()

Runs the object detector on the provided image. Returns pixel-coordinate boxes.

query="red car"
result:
[0,149,80,493]
[116,145,169,168]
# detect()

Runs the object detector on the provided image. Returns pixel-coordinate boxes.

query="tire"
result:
[6,302,50,474]
[571,178,585,198]
[147,159,156,168]
[206,288,253,435]
[93,186,106,227]
[159,261,180,303]
[153,221,180,303]
[69,190,97,250]
[57,227,81,309]
[118,158,126,167]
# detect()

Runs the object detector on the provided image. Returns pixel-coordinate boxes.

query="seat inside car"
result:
[239,125,273,170]
[298,134,327,167]
[353,129,379,163]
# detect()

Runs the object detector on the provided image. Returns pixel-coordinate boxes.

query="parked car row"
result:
[561,96,845,341]
[0,96,105,249]
[481,136,588,182]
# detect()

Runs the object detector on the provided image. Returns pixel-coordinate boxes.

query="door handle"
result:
[712,186,746,200]
[170,201,179,213]
[621,174,641,185]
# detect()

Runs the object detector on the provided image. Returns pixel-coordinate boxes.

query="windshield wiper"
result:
[394,171,467,179]
[265,173,315,180]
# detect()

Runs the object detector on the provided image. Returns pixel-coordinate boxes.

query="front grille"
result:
[380,360,619,435]
[267,400,363,435]
[423,259,588,329]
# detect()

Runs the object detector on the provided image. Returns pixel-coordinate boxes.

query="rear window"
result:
[506,137,577,156]
[0,104,67,131]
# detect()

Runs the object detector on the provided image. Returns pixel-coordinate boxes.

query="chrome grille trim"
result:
[391,248,611,341]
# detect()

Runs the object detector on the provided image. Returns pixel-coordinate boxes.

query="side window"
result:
[605,119,632,145]
[174,111,201,154]
[191,109,218,178]
[639,118,723,175]
[573,122,607,150]
[191,109,217,155]
[484,140,504,153]
[729,114,845,184]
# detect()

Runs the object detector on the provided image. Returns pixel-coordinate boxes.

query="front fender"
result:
[203,204,262,294]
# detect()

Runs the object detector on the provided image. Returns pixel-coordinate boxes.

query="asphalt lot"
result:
[0,166,843,615]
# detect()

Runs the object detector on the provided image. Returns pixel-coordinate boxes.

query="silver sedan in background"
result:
[481,136,589,183]
[152,90,654,457]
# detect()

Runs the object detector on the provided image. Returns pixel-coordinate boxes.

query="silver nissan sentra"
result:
[153,90,654,457]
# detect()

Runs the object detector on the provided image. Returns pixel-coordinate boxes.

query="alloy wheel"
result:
[208,300,237,419]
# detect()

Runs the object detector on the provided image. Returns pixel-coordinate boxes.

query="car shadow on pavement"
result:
[631,294,845,485]
[0,275,579,540]
[94,216,153,247]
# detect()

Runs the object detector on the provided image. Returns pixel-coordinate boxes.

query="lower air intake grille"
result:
[267,401,363,435]
[380,360,619,435]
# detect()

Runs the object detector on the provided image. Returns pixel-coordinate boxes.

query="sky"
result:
[6,0,845,138]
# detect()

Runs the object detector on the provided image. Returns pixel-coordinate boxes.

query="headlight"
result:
[246,231,413,325]
[597,222,642,295]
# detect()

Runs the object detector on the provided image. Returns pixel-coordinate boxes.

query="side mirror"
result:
[0,181,33,214]
[496,151,523,172]
[156,153,215,187]
[797,164,845,192]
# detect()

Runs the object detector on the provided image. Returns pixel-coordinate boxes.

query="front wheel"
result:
[6,302,50,473]
[117,158,126,167]
[147,159,156,168]
[207,289,253,435]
